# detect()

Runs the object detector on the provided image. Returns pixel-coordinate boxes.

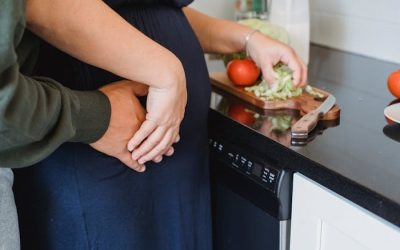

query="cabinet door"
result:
[290,173,400,250]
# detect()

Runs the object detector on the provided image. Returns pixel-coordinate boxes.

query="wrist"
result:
[155,56,186,89]
[244,29,260,56]
[227,24,257,54]
[71,90,111,143]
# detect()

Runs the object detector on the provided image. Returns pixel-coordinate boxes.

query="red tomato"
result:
[387,70,400,98]
[227,59,261,86]
[227,104,256,126]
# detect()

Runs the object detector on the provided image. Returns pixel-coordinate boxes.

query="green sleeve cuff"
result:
[71,90,111,143]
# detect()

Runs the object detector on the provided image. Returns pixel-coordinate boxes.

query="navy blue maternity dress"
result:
[13,1,212,249]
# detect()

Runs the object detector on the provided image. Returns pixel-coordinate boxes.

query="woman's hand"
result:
[127,60,187,165]
[246,31,307,87]
[183,7,306,87]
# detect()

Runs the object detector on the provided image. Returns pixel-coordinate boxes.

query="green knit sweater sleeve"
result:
[0,0,111,168]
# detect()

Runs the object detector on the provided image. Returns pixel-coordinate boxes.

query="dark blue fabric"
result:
[105,0,193,8]
[13,2,212,250]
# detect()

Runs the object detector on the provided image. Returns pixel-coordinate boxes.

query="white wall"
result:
[190,0,400,64]
[310,0,400,64]
[189,1,235,20]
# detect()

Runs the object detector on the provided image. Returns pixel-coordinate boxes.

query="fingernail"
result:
[138,159,146,165]
[132,153,139,161]
[140,165,146,172]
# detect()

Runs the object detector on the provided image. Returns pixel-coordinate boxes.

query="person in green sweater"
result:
[0,0,183,248]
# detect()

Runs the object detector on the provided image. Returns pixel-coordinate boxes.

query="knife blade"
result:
[291,94,336,139]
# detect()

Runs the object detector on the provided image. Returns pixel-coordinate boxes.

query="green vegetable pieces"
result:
[245,64,303,101]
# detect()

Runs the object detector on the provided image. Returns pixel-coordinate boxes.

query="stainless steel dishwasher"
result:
[209,109,293,250]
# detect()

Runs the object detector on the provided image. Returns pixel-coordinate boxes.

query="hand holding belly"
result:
[90,80,148,172]
[127,58,187,165]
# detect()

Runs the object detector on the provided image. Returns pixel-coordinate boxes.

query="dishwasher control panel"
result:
[209,138,280,192]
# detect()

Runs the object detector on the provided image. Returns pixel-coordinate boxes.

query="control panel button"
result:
[240,156,247,165]
[209,137,280,192]
[251,163,263,177]
[261,167,279,190]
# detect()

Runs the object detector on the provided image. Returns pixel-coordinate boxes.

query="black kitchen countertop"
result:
[207,45,400,227]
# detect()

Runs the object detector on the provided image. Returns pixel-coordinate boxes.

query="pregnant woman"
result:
[14,0,306,249]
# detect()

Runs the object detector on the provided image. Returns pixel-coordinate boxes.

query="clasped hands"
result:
[90,73,187,173]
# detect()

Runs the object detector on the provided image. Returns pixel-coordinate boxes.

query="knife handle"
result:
[291,110,322,137]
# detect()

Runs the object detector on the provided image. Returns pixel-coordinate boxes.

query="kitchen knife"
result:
[291,94,336,139]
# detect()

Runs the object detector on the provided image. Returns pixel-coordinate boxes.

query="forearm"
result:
[26,0,182,88]
[183,7,252,54]
[0,69,111,168]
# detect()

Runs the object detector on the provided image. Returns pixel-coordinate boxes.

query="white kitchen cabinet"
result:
[290,173,400,250]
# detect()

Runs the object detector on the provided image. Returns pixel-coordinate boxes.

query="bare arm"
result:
[182,7,250,55]
[26,0,182,88]
[183,7,307,86]
[26,0,187,164]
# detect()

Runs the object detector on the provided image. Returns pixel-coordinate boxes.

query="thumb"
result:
[118,152,146,172]
[261,63,278,86]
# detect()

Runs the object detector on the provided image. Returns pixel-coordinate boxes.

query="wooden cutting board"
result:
[210,72,340,121]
